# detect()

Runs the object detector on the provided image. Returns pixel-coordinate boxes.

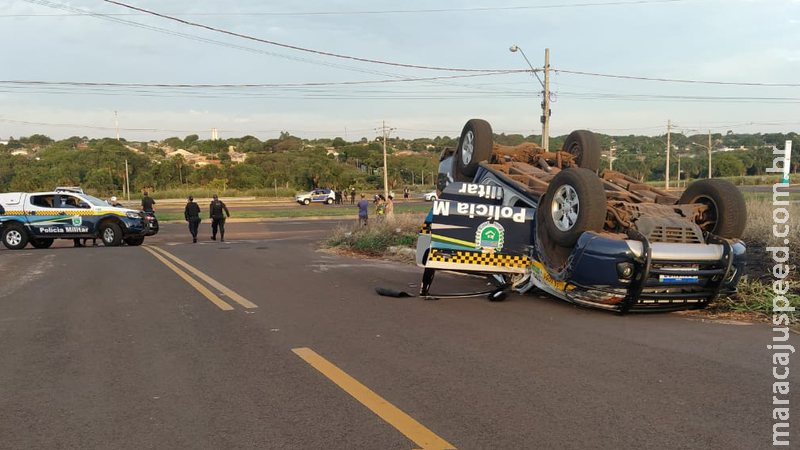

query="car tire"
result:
[325,198,333,205]
[678,179,747,239]
[430,195,437,201]
[124,236,145,246]
[99,222,123,247]
[2,223,29,250]
[454,119,494,181]
[562,130,601,172]
[541,168,607,247]
[303,199,310,205]
[30,238,54,249]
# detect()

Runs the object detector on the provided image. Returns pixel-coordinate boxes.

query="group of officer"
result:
[140,192,230,244]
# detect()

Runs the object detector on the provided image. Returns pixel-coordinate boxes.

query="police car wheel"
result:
[99,222,123,246]
[542,168,607,247]
[30,238,54,249]
[303,199,310,205]
[2,223,29,250]
[325,198,333,205]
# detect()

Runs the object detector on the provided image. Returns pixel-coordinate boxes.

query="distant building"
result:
[11,149,28,156]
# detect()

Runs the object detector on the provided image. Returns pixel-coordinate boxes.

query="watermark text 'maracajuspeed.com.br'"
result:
[767,140,793,446]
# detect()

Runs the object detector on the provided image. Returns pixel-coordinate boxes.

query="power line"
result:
[0,72,523,89]
[555,69,800,87]
[101,0,507,73]
[0,1,691,17]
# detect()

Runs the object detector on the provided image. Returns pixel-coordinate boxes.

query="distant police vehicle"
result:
[0,188,157,249]
[295,188,336,205]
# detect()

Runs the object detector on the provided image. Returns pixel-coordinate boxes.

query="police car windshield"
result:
[82,194,112,207]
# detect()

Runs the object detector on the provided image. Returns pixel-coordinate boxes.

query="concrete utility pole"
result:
[125,159,130,201]
[376,121,395,200]
[509,45,550,151]
[542,48,551,151]
[707,129,712,178]
[114,110,120,140]
[665,119,672,190]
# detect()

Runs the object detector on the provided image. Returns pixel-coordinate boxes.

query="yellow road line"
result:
[292,347,456,450]
[141,246,234,311]
[147,245,258,309]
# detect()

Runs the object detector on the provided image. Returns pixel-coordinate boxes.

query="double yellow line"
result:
[142,245,258,311]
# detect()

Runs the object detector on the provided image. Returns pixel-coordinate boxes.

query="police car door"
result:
[25,193,68,237]
[56,194,94,236]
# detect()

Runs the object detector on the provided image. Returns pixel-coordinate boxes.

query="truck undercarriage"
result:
[416,119,746,312]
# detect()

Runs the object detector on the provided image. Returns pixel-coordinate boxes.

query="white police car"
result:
[295,188,336,205]
[0,188,153,249]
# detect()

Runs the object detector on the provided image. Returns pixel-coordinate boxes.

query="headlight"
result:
[126,211,142,219]
[616,262,635,279]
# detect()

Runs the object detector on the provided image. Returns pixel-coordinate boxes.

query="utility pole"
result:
[707,129,712,178]
[125,159,130,201]
[376,121,395,200]
[542,48,551,151]
[665,120,671,190]
[114,110,120,140]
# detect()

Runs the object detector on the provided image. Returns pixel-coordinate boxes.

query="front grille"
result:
[647,226,703,244]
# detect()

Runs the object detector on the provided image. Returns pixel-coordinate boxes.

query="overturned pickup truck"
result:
[416,119,746,312]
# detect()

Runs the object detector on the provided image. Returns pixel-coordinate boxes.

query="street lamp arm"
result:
[509,44,544,87]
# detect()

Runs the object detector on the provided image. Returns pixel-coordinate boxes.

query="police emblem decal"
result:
[475,221,504,253]
[72,216,82,226]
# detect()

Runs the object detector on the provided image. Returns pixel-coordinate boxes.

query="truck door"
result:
[25,194,67,237]
[55,194,94,236]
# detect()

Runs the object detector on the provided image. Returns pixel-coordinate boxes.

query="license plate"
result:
[659,275,699,284]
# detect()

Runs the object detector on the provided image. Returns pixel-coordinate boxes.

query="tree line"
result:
[0,130,796,196]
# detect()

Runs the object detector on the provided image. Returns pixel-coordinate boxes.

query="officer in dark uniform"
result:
[184,195,201,243]
[209,194,230,242]
[141,191,156,213]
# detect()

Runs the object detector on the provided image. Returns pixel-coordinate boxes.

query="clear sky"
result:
[1,0,798,141]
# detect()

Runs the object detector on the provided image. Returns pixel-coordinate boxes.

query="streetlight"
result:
[690,138,713,178]
[509,45,550,151]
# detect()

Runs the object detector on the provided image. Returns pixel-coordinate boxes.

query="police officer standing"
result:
[141,191,156,213]
[184,195,201,243]
[209,194,230,242]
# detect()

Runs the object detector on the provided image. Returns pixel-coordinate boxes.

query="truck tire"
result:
[124,236,145,246]
[541,168,607,247]
[563,130,601,172]
[678,179,746,239]
[2,223,29,250]
[99,222,123,247]
[454,119,494,181]
[30,238,54,249]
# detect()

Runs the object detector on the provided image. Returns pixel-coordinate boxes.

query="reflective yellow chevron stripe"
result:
[428,249,530,268]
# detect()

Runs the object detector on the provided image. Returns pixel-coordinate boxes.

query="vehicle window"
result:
[60,195,79,208]
[81,194,109,207]
[30,195,55,208]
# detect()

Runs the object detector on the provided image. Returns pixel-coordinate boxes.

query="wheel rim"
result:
[103,227,115,242]
[551,185,580,232]
[6,230,22,246]
[461,130,474,165]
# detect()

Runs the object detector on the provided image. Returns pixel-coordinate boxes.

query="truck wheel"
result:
[99,222,123,247]
[2,223,29,250]
[541,168,607,247]
[454,119,494,181]
[30,238,54,249]
[124,236,145,246]
[563,130,601,172]
[678,179,746,239]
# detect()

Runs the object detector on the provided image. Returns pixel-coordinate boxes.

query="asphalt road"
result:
[0,219,796,449]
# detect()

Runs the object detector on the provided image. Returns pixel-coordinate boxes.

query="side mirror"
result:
[79,202,90,209]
